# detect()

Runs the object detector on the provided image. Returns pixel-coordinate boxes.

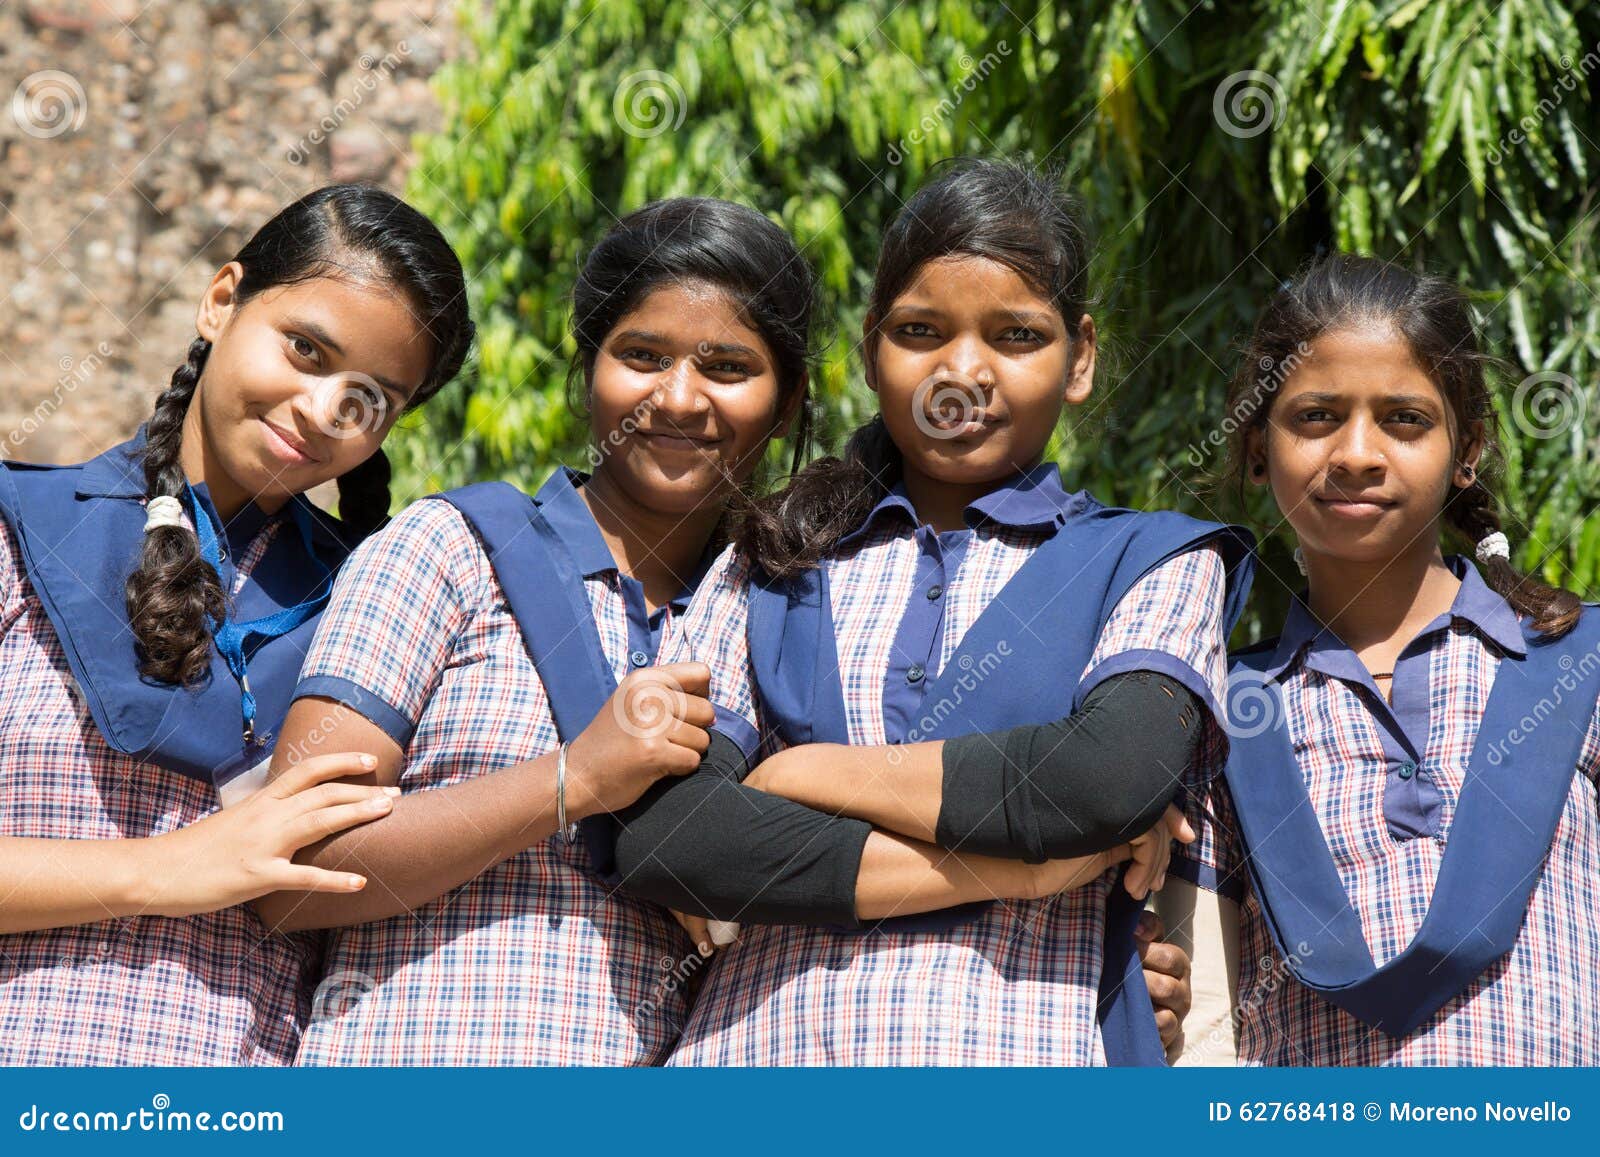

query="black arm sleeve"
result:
[935,670,1203,864]
[610,730,873,928]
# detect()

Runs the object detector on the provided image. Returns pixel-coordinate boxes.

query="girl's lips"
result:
[637,429,719,452]
[1315,495,1394,518]
[259,418,321,465]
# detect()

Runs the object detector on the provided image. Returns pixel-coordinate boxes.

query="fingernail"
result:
[361,754,377,769]
[384,786,402,797]
[699,942,713,956]
[348,875,366,889]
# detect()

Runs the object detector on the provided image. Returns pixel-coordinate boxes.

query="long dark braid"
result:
[335,447,392,541]
[125,337,228,684]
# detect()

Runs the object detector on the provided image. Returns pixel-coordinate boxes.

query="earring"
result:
[1460,463,1476,484]
[1293,546,1308,576]
[1252,463,1266,478]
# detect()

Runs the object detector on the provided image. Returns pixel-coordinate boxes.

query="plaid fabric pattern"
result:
[661,514,1227,1066]
[1177,614,1600,1066]
[292,500,693,1066]
[0,517,322,1066]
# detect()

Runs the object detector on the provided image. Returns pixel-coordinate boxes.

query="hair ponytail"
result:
[1445,476,1580,638]
[124,337,228,685]
[735,415,901,579]
[335,448,392,541]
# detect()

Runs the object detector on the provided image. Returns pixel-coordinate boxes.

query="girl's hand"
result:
[1123,804,1196,900]
[670,909,715,957]
[142,752,397,917]
[566,663,715,816]
[1020,843,1133,900]
[1136,909,1192,1062]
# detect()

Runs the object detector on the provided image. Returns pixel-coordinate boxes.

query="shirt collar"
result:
[534,465,710,611]
[837,461,1087,548]
[75,431,148,498]
[1265,553,1528,681]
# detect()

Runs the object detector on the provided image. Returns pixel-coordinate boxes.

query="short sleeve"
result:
[293,500,487,748]
[663,543,763,760]
[0,519,24,638]
[1079,543,1229,714]
[1170,723,1249,902]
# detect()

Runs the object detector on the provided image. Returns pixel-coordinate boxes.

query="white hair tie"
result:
[142,495,188,534]
[1475,530,1511,564]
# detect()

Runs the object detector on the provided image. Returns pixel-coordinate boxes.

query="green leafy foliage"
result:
[394,0,1600,635]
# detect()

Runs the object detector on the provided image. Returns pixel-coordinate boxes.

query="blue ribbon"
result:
[186,484,332,743]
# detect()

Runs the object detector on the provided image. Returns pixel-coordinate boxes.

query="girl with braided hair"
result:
[0,184,473,1064]
[1170,253,1599,1064]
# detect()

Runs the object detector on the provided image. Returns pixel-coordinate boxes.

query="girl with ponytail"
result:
[1169,253,1600,1064]
[0,184,472,1065]
[606,158,1254,1067]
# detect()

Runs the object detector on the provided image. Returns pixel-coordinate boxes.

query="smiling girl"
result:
[1174,253,1599,1065]
[0,185,473,1065]
[610,158,1253,1066]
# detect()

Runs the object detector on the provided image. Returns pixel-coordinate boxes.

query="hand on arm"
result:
[0,753,395,935]
[250,663,714,933]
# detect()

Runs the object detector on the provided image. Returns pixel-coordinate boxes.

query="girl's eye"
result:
[1296,408,1336,424]
[1389,409,1432,427]
[621,348,665,366]
[289,335,319,363]
[700,361,751,377]
[999,327,1043,344]
[897,322,938,338]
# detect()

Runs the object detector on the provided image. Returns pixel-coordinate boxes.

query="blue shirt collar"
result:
[75,432,148,498]
[533,465,708,612]
[837,461,1088,548]
[1265,554,1528,681]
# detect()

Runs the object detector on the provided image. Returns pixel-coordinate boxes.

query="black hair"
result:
[127,184,474,685]
[1225,252,1580,638]
[735,156,1093,579]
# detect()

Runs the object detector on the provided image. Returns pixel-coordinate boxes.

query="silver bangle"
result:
[556,741,573,843]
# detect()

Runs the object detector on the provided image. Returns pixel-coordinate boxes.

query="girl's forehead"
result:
[894,254,1053,313]
[1283,324,1440,395]
[615,280,767,347]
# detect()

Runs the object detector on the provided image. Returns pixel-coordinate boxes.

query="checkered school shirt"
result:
[291,471,697,1066]
[0,513,321,1067]
[1175,561,1600,1066]
[658,465,1230,1066]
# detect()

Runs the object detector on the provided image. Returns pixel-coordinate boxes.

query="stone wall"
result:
[0,0,460,464]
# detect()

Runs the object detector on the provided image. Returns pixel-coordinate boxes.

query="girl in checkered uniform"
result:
[0,186,473,1065]
[609,158,1254,1066]
[1172,253,1600,1065]
[251,198,820,1065]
